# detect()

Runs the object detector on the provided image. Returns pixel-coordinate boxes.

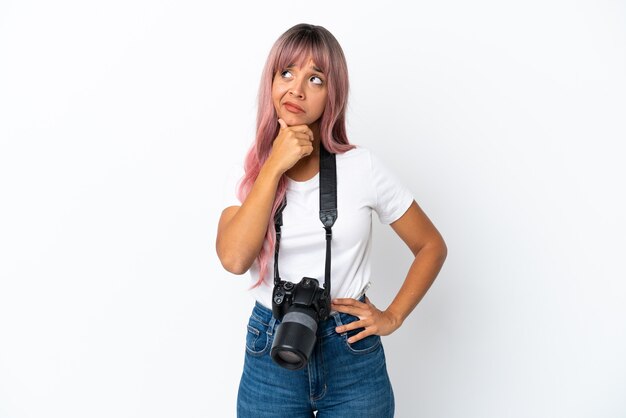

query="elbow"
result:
[218,254,250,275]
[215,232,259,275]
[221,260,249,276]
[216,244,252,275]
[227,265,249,275]
[437,237,448,259]
[431,234,448,258]
[418,237,448,263]
[434,238,448,265]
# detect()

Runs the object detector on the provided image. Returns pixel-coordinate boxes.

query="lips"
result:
[283,101,304,113]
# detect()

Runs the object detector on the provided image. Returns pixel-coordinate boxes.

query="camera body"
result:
[270,277,331,370]
[272,277,330,322]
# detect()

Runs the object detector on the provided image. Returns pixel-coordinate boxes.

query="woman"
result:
[217,23,447,417]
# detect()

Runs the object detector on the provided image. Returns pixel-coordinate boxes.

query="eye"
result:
[310,75,323,85]
[280,70,293,79]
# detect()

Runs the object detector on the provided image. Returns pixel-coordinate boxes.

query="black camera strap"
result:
[273,144,337,297]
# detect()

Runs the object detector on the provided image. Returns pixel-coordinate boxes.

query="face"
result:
[272,58,328,127]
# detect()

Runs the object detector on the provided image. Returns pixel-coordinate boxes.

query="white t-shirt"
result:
[221,146,414,309]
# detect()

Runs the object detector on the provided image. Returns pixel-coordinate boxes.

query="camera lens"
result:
[277,350,303,365]
[271,308,318,370]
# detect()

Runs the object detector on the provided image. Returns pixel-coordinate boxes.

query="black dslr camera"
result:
[270,277,330,370]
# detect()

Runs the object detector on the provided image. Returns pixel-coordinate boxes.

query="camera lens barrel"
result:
[270,309,318,370]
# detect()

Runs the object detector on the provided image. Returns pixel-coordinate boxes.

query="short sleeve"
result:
[369,151,414,224]
[221,163,245,209]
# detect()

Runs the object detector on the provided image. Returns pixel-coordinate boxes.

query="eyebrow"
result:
[286,63,324,73]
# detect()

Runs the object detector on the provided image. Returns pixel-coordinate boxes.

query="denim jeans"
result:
[237,299,395,417]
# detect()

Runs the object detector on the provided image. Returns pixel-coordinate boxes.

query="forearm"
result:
[385,243,447,326]
[217,160,283,274]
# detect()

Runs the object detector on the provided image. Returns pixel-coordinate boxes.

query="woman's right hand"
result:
[266,118,314,174]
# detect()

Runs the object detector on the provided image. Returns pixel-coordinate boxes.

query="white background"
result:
[1,1,625,417]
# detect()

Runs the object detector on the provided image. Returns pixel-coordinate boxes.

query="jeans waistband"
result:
[251,295,366,338]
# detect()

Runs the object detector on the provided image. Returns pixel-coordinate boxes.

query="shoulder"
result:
[336,145,374,167]
[336,145,394,177]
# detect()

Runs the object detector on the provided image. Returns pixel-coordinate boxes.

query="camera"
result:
[270,277,330,370]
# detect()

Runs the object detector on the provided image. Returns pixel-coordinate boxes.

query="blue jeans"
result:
[237,299,395,417]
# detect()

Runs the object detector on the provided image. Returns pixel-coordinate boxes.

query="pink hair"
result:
[236,23,355,288]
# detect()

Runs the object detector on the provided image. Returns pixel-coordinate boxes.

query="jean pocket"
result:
[341,315,382,355]
[245,316,271,356]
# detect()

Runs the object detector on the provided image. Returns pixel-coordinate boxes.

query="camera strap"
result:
[273,143,337,297]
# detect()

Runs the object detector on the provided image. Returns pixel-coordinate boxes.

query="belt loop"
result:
[268,317,277,336]
[332,311,343,328]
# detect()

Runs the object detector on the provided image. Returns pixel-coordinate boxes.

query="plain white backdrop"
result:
[1,1,625,417]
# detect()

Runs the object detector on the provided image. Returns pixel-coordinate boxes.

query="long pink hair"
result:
[236,23,355,288]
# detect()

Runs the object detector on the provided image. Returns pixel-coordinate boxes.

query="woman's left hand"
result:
[331,297,402,344]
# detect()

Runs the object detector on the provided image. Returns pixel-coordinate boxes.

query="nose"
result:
[289,78,305,99]
[289,89,304,99]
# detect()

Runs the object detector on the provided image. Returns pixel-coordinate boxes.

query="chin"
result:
[283,116,307,126]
